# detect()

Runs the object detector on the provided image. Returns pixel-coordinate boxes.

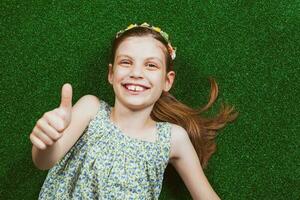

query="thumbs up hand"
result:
[30,83,73,150]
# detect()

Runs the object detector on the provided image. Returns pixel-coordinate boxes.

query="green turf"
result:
[1,0,299,199]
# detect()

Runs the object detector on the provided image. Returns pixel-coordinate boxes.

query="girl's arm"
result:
[169,124,221,200]
[31,94,100,170]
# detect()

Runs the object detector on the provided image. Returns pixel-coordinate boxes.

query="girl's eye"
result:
[120,60,131,65]
[147,63,158,68]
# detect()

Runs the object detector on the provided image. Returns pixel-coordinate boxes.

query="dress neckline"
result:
[104,105,161,144]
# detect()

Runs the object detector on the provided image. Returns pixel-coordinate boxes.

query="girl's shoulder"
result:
[168,123,190,161]
[169,123,189,142]
[76,94,101,121]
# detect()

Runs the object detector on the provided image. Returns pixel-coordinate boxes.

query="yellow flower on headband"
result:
[152,26,161,33]
[126,24,137,30]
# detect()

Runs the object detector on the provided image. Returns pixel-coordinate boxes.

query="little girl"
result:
[30,22,238,199]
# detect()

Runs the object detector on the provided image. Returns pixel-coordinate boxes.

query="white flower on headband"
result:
[167,43,176,60]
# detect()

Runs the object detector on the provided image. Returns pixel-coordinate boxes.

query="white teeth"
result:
[126,85,145,91]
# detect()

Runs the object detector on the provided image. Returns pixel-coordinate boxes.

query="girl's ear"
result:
[164,70,176,92]
[108,63,113,85]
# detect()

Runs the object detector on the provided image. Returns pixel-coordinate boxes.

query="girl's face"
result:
[108,36,175,110]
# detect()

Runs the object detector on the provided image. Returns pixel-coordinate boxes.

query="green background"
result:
[1,0,299,199]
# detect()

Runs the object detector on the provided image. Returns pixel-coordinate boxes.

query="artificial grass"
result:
[1,0,299,199]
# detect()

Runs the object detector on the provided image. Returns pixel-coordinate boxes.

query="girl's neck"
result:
[110,102,156,133]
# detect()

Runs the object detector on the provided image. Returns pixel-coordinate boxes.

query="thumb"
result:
[59,83,73,111]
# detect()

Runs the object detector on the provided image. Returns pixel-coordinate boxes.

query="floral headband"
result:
[116,22,177,60]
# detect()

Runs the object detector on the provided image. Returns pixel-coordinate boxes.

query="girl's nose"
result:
[129,65,144,78]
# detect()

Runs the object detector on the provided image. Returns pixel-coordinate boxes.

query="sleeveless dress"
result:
[38,100,172,200]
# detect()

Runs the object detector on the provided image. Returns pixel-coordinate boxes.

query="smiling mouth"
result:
[122,84,150,93]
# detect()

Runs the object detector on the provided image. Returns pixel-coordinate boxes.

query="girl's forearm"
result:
[31,142,62,170]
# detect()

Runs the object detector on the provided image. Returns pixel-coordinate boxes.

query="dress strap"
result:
[99,100,111,118]
[89,100,110,124]
[156,122,172,166]
[83,100,111,140]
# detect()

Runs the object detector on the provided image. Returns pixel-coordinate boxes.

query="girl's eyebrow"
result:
[117,54,163,65]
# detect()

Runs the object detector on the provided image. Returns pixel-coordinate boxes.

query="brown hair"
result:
[109,26,239,169]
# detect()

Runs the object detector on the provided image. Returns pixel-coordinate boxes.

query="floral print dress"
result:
[38,100,172,200]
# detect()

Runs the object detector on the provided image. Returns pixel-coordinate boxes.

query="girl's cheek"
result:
[115,68,130,80]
